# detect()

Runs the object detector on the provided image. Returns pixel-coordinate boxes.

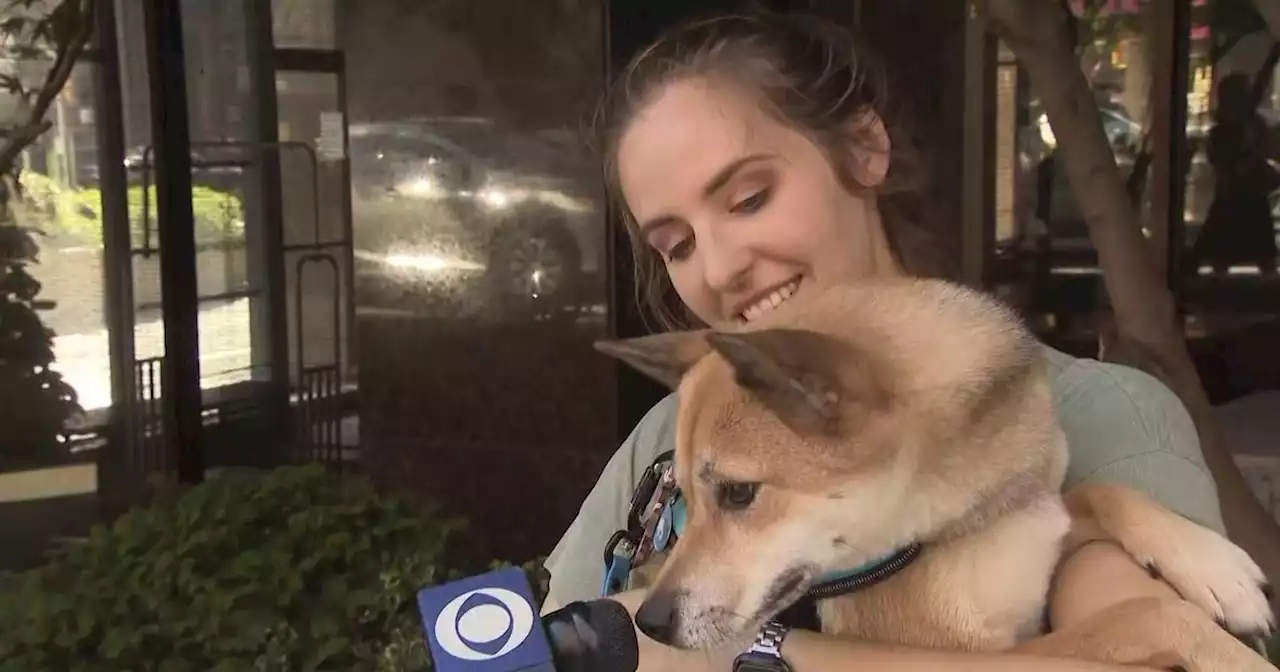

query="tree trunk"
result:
[971,0,1280,606]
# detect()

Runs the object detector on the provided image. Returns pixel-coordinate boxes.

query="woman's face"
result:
[616,77,896,328]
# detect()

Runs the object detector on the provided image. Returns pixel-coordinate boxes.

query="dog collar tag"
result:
[653,503,674,551]
[670,495,688,538]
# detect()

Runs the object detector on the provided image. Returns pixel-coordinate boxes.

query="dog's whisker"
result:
[833,537,870,559]
[694,605,759,646]
[706,606,753,625]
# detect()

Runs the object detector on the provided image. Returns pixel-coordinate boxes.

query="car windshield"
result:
[350,119,579,177]
[432,121,567,167]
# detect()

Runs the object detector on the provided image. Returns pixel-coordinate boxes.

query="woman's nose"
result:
[701,236,753,294]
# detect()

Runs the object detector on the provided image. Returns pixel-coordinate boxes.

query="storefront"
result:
[10,0,1276,564]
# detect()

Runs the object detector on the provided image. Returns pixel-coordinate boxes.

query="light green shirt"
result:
[543,346,1224,609]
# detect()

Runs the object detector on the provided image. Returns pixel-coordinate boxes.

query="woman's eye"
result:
[716,481,760,511]
[665,238,694,262]
[731,188,771,214]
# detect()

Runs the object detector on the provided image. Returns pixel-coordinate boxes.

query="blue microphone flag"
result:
[417,566,556,672]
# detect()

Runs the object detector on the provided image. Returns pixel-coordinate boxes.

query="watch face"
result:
[733,653,791,672]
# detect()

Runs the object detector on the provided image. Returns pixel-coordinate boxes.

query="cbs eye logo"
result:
[433,588,536,661]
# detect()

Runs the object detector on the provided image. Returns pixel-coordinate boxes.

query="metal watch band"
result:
[744,620,790,659]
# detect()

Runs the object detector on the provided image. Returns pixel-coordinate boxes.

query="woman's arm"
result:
[607,586,1163,672]
[1055,359,1224,535]
[1050,539,1181,631]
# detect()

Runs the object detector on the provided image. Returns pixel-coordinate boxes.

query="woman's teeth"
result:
[740,280,800,323]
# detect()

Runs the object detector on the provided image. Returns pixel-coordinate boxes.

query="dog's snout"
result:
[635,590,680,644]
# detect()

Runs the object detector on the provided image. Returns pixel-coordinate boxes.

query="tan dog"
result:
[596,277,1274,671]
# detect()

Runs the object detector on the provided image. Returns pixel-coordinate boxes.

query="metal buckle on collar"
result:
[601,455,680,597]
[602,530,637,597]
[632,461,678,564]
[626,460,663,532]
[603,528,635,569]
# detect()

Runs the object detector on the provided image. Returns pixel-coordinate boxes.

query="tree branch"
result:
[972,0,1280,605]
[0,0,94,174]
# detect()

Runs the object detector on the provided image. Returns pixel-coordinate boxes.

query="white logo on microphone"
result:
[433,588,535,661]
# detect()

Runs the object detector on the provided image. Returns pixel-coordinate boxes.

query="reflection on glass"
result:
[349,117,600,323]
[115,1,263,399]
[993,4,1161,344]
[277,71,352,384]
[345,0,613,562]
[994,1,1279,374]
[272,0,335,49]
[1023,14,1148,248]
[14,63,110,414]
[995,44,1020,245]
[0,33,99,571]
[1183,11,1280,281]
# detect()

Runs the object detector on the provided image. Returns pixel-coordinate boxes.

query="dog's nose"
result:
[634,590,679,644]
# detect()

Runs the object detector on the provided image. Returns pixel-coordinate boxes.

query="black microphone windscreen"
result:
[544,599,639,672]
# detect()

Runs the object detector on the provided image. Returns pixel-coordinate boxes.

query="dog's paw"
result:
[1080,483,1274,638]
[1133,514,1271,638]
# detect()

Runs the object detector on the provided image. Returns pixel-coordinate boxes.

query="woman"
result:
[545,10,1223,671]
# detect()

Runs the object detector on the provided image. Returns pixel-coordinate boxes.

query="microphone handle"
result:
[544,600,639,672]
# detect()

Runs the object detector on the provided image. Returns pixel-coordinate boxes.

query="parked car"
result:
[348,117,602,323]
[122,144,248,192]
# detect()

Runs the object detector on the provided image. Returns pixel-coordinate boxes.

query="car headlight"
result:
[395,176,444,199]
[478,187,514,210]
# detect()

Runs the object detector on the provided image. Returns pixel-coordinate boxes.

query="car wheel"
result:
[486,214,583,324]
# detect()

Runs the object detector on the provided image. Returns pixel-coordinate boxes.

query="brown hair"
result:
[596,8,954,331]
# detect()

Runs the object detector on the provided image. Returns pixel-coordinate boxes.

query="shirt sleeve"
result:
[542,394,679,613]
[1056,360,1225,534]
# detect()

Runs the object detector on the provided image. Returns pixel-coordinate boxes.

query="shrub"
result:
[0,176,81,467]
[0,464,465,671]
[13,171,245,248]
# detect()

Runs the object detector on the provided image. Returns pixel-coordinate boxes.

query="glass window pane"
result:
[272,0,335,49]
[345,0,611,562]
[1000,4,1161,347]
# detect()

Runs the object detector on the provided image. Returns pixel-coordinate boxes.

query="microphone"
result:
[417,565,639,672]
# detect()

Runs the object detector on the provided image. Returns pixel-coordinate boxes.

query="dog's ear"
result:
[706,328,885,436]
[594,330,713,389]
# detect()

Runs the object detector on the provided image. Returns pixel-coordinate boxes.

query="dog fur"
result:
[596,277,1275,671]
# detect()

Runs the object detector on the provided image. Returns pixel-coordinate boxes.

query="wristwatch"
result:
[732,621,792,672]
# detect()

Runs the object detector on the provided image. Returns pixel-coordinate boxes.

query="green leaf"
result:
[310,613,340,641]
[304,635,351,672]
[100,628,132,658]
[158,657,193,672]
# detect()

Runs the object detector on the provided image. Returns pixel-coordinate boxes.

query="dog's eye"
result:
[717,482,760,510]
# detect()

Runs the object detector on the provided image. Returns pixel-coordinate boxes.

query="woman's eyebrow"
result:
[700,153,774,199]
[639,213,680,237]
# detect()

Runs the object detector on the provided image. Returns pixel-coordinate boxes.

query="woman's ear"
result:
[845,111,891,188]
